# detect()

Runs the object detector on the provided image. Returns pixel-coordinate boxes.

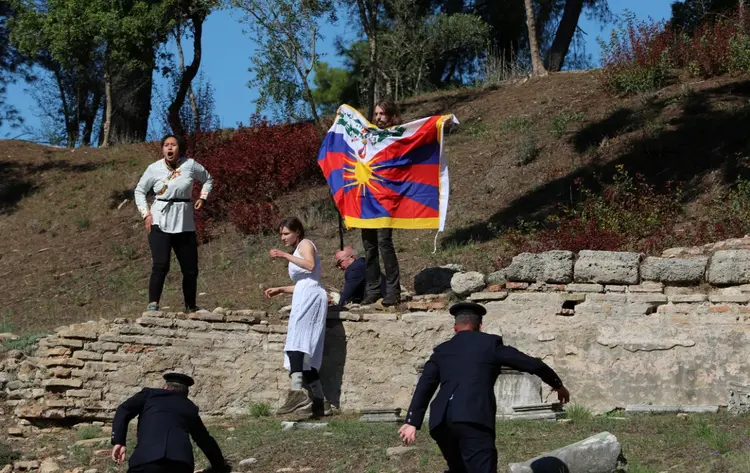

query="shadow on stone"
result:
[528,456,571,473]
[321,320,347,409]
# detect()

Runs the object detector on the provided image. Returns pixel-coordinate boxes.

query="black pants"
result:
[128,460,192,473]
[287,350,320,383]
[430,403,497,473]
[148,226,198,310]
[361,228,400,299]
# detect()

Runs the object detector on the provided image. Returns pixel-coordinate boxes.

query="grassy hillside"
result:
[3,70,750,334]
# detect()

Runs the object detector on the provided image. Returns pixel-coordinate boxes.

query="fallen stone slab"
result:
[238,457,258,466]
[625,404,719,414]
[503,251,574,284]
[451,271,486,297]
[386,446,417,458]
[280,421,328,431]
[508,431,624,473]
[468,292,509,302]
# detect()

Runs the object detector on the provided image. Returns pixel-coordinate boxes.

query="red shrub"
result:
[188,117,323,240]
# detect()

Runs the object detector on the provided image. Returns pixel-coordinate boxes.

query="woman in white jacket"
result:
[134,135,212,313]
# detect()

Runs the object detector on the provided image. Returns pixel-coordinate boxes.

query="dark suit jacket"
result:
[404,330,563,432]
[111,388,225,470]
[339,257,385,304]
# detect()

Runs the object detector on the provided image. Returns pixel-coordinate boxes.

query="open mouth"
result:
[167,151,174,157]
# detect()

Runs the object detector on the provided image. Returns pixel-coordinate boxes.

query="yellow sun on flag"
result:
[343,152,385,196]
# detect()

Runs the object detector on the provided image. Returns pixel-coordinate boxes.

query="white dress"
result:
[283,239,328,371]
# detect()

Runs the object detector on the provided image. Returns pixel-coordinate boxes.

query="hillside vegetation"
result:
[3,70,750,334]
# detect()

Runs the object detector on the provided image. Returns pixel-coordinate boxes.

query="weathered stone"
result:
[13,461,41,470]
[84,342,120,352]
[188,311,224,322]
[604,285,627,293]
[625,404,718,414]
[451,271,486,296]
[225,315,260,324]
[708,250,750,285]
[414,266,460,294]
[669,294,708,303]
[627,293,668,304]
[401,313,447,323]
[137,317,174,328]
[486,270,506,285]
[66,389,99,398]
[38,347,71,357]
[503,250,574,283]
[709,294,750,304]
[327,312,361,321]
[211,322,250,331]
[574,250,641,284]
[406,301,448,311]
[238,458,258,466]
[72,351,103,361]
[508,432,623,473]
[40,357,85,368]
[50,338,84,349]
[361,313,398,322]
[627,281,664,293]
[586,293,627,302]
[468,292,509,302]
[560,293,586,303]
[537,333,556,342]
[728,382,750,415]
[233,309,267,318]
[39,459,61,473]
[386,446,417,458]
[58,324,99,340]
[49,367,72,378]
[641,257,708,284]
[74,437,110,447]
[505,282,529,290]
[83,362,118,372]
[565,283,603,293]
[44,378,83,389]
[7,426,24,436]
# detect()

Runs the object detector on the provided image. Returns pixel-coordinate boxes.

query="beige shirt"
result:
[134,157,212,233]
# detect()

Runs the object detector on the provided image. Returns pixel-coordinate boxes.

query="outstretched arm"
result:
[399,356,440,445]
[494,342,570,403]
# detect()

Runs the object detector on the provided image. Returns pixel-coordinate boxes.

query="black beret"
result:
[163,372,195,387]
[449,302,487,317]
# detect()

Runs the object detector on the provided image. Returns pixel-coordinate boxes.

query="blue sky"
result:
[1,0,673,141]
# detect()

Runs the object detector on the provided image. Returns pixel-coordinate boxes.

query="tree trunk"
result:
[82,88,102,146]
[53,68,78,146]
[108,47,155,145]
[546,0,585,72]
[169,15,205,138]
[102,67,112,147]
[524,0,547,77]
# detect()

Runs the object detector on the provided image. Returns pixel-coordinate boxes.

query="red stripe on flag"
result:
[376,164,440,187]
[371,181,439,219]
[319,151,348,179]
[369,116,441,166]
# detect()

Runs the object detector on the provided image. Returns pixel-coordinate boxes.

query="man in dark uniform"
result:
[398,302,571,473]
[111,372,229,473]
[334,246,385,306]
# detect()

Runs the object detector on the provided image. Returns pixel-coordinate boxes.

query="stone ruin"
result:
[5,238,750,426]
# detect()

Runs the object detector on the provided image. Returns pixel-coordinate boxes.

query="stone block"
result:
[486,270,506,285]
[406,301,448,311]
[45,399,75,408]
[574,250,641,285]
[709,294,750,304]
[225,315,260,324]
[84,342,120,352]
[451,271,486,296]
[39,347,71,357]
[137,317,174,328]
[627,293,668,304]
[102,353,137,363]
[414,266,460,294]
[49,367,72,378]
[625,404,718,413]
[84,362,119,372]
[66,389,99,398]
[586,293,627,302]
[505,282,530,290]
[188,311,224,322]
[604,285,627,293]
[401,312,447,323]
[51,338,84,349]
[508,432,623,473]
[627,281,664,293]
[72,351,103,361]
[565,283,603,293]
[468,292,509,302]
[58,324,100,340]
[559,293,586,303]
[361,313,398,322]
[503,251,574,284]
[327,312,361,321]
[174,319,210,331]
[43,378,83,389]
[641,257,707,284]
[211,322,250,331]
[669,294,708,303]
[710,250,750,285]
[728,382,750,415]
[40,357,85,368]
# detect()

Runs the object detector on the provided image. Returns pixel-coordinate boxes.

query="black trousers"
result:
[361,228,400,298]
[430,403,497,473]
[148,226,198,309]
[128,460,193,473]
[287,350,320,383]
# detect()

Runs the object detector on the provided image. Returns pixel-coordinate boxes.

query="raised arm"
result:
[493,341,569,402]
[271,239,316,272]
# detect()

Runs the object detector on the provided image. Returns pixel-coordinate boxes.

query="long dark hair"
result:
[375,99,403,126]
[278,217,305,239]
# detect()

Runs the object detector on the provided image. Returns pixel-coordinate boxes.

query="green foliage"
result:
[249,402,272,417]
[234,0,335,124]
[514,132,538,166]
[77,425,102,440]
[0,441,20,466]
[550,111,584,139]
[311,62,357,116]
[2,333,42,355]
[499,115,532,134]
[728,33,750,75]
[563,404,593,422]
[693,417,732,454]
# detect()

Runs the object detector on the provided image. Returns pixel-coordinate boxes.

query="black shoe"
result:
[382,295,400,306]
[186,306,200,313]
[360,295,379,305]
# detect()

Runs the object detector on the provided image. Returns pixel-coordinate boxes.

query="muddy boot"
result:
[276,389,311,415]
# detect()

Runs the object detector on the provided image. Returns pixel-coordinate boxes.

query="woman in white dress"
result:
[264,217,330,416]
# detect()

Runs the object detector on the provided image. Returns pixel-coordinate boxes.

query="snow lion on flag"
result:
[317,104,459,231]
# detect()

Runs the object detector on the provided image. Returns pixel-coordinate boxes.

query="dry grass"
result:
[5,413,750,472]
[3,72,750,333]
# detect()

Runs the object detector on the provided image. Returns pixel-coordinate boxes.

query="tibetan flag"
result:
[317,104,458,231]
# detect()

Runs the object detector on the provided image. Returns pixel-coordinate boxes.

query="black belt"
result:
[156,198,191,203]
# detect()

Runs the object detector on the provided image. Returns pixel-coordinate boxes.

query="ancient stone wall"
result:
[6,243,750,422]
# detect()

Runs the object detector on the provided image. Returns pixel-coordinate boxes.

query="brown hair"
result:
[375,99,403,126]
[278,217,305,239]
